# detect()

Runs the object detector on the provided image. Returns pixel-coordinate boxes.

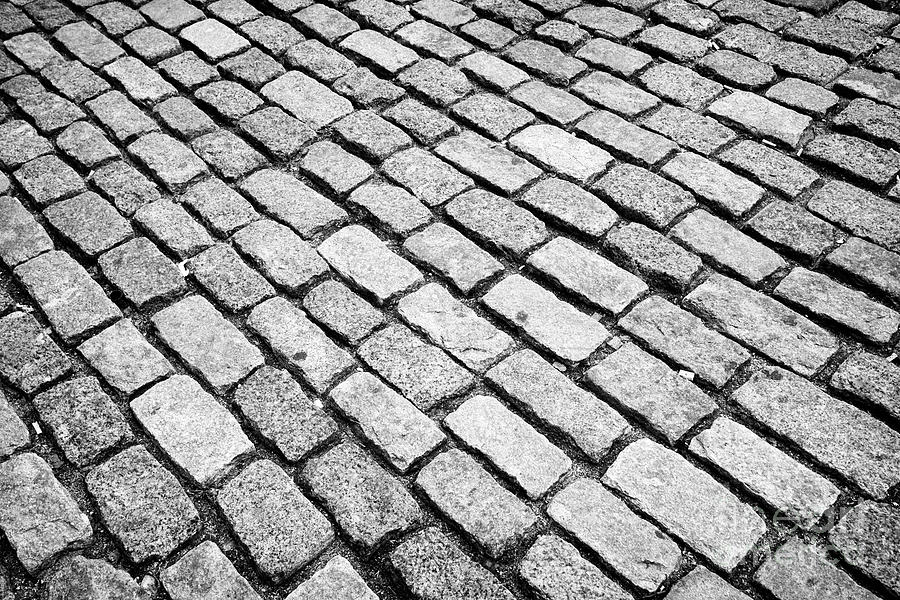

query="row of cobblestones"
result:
[0,0,899,597]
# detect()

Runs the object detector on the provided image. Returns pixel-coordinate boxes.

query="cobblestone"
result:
[232,220,329,292]
[595,163,695,228]
[162,541,260,600]
[831,351,900,421]
[830,501,900,596]
[303,280,383,344]
[286,556,376,600]
[78,318,173,395]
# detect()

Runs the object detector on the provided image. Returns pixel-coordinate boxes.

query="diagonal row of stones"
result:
[0,0,898,598]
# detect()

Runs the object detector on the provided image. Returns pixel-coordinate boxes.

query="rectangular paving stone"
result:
[0,392,28,459]
[303,280,384,344]
[303,442,422,549]
[805,132,900,188]
[774,267,899,344]
[300,141,373,196]
[661,152,764,218]
[732,366,900,499]
[182,177,259,237]
[435,131,541,195]
[339,29,419,74]
[451,92,534,141]
[417,448,537,557]
[620,295,751,389]
[103,56,176,105]
[318,225,423,304]
[98,237,186,307]
[446,395,571,499]
[0,195,54,268]
[397,19,473,61]
[382,148,473,207]
[746,200,837,261]
[218,460,334,582]
[261,71,353,129]
[548,478,681,593]
[14,155,86,207]
[0,311,71,395]
[520,178,617,240]
[486,350,630,462]
[587,343,716,444]
[286,556,377,600]
[667,566,751,600]
[528,237,647,316]
[643,104,736,155]
[573,71,660,117]
[834,97,900,149]
[575,37,651,77]
[180,18,250,60]
[128,132,207,191]
[247,297,355,392]
[708,90,811,147]
[0,453,92,573]
[383,98,459,144]
[15,250,121,344]
[78,319,172,396]
[604,438,766,571]
[459,51,528,93]
[399,283,512,372]
[575,110,677,167]
[828,501,900,597]
[132,375,253,486]
[86,445,199,564]
[509,81,590,127]
[508,124,612,183]
[721,142,818,200]
[0,120,52,169]
[240,169,325,223]
[502,39,586,86]
[690,417,840,528]
[826,237,900,300]
[519,535,630,600]
[358,324,474,410]
[134,201,213,261]
[807,180,900,253]
[189,244,275,313]
[595,163,695,229]
[831,351,900,422]
[234,366,337,462]
[639,62,723,111]
[446,190,548,257]
[232,219,329,294]
[54,22,123,67]
[483,274,609,363]
[403,223,503,294]
[565,5,644,40]
[671,210,786,285]
[389,528,514,600]
[162,540,261,600]
[348,182,431,236]
[684,274,840,377]
[330,371,444,472]
[605,222,703,292]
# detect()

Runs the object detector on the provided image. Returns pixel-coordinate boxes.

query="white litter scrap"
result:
[678,370,695,381]
[552,361,566,372]
[32,422,42,435]
[887,353,898,363]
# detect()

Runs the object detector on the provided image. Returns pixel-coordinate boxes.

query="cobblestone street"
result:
[0,0,899,597]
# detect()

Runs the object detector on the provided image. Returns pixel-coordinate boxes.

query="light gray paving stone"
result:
[605,223,702,292]
[639,61,723,111]
[330,371,444,472]
[303,280,384,344]
[180,18,250,60]
[182,178,258,237]
[86,445,199,564]
[747,200,837,261]
[0,311,71,394]
[240,169,347,239]
[446,395,570,499]
[98,237,186,307]
[829,501,900,596]
[587,343,716,444]
[127,132,207,191]
[192,129,266,181]
[487,349,629,461]
[756,538,879,600]
[403,223,503,294]
[248,297,355,392]
[152,296,263,392]
[451,92,534,141]
[87,91,159,144]
[399,283,512,372]
[15,251,121,344]
[300,141,373,195]
[831,351,900,421]
[620,295,750,389]
[0,120,52,169]
[805,132,900,188]
[234,366,336,462]
[576,110,677,167]
[671,210,786,285]
[389,527,514,599]
[718,140,819,198]
[808,180,900,253]
[699,49,777,89]
[708,90,811,147]
[519,178,617,240]
[509,81,591,127]
[397,19,474,61]
[528,237,647,316]
[56,121,119,167]
[103,56,175,105]
[643,104,736,156]
[690,417,839,528]
[765,77,839,117]
[508,124,612,184]
[519,535,630,600]
[435,131,541,195]
[483,274,609,363]
[339,29,419,74]
[14,155,86,207]
[0,392,28,459]
[318,225,423,304]
[502,39,586,85]
[348,182,431,236]
[54,23,122,67]
[286,556,377,600]
[261,71,353,129]
[662,152,765,218]
[774,267,899,344]
[296,4,359,43]
[826,237,900,301]
[417,448,537,557]
[92,160,161,217]
[358,324,474,410]
[334,110,413,161]
[604,438,766,571]
[188,244,275,313]
[44,555,149,600]
[549,478,681,592]
[573,71,660,118]
[383,98,459,145]
[303,442,422,549]
[0,196,54,268]
[132,375,253,486]
[684,274,840,377]
[382,147,473,207]
[162,541,261,600]
[667,566,751,600]
[575,37,651,77]
[0,453,92,573]
[218,460,334,582]
[446,190,548,257]
[231,220,329,294]
[78,319,172,395]
[459,51,528,93]
[594,164,695,229]
[413,0,475,27]
[348,0,414,32]
[732,367,900,499]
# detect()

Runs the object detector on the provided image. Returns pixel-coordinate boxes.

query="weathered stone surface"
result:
[348,182,430,236]
[0,195,53,268]
[808,180,900,253]
[189,244,274,313]
[604,439,766,571]
[382,147,473,206]
[435,131,541,195]
[303,280,384,344]
[403,223,502,294]
[218,460,334,582]
[690,417,839,528]
[127,132,207,191]
[662,152,764,218]
[757,539,878,600]
[152,296,263,392]
[573,71,659,117]
[668,566,751,600]
[605,222,702,292]
[261,71,352,129]
[595,163,695,229]
[99,237,186,307]
[87,445,199,563]
[576,110,677,167]
[708,91,811,147]
[446,190,547,257]
[732,367,900,498]
[0,393,28,459]
[826,237,900,300]
[519,535,630,600]
[286,556,377,600]
[548,478,681,592]
[829,501,900,596]
[831,351,900,421]
[0,453,92,573]
[805,133,900,188]
[45,555,148,600]
[0,311,71,394]
[509,124,612,184]
[417,449,537,557]
[43,192,132,258]
[330,371,444,472]
[162,541,261,600]
[232,219,329,293]
[684,275,840,377]
[303,442,421,548]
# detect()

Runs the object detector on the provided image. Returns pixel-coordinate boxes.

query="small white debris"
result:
[178,261,190,276]
[313,399,325,409]
[887,353,898,363]
[15,303,33,313]
[32,422,42,435]
[552,361,566,372]
[678,370,695,381]
[139,575,157,593]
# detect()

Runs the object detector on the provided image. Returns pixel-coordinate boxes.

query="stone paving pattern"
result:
[0,0,898,597]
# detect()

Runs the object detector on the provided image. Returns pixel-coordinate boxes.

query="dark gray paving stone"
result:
[605,222,702,292]
[829,501,900,596]
[0,311,71,394]
[162,540,261,600]
[44,192,132,257]
[14,155,86,207]
[303,279,384,344]
[45,555,149,600]
[0,392,29,459]
[595,163,695,229]
[831,351,900,421]
[99,237,186,307]
[0,196,54,268]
